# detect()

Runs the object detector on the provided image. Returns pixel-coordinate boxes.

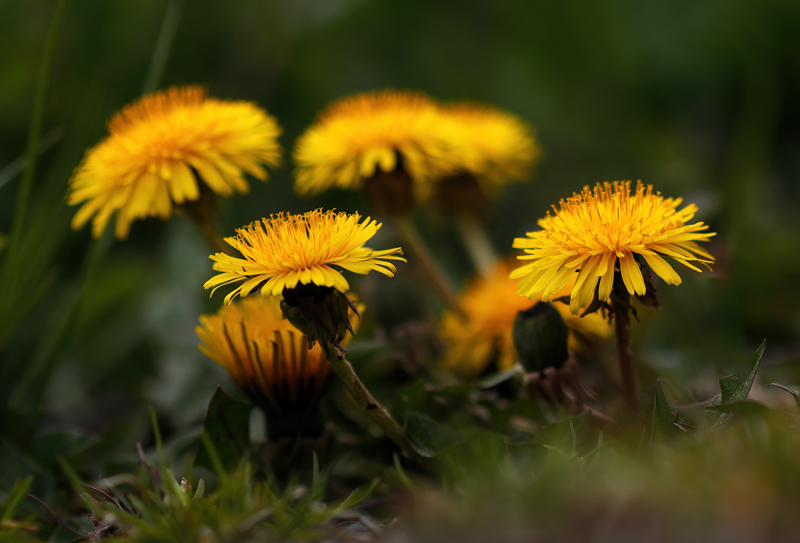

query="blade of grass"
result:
[0,0,67,358]
[149,406,167,476]
[7,0,183,411]
[4,0,67,260]
[0,477,32,522]
[0,128,64,192]
[9,225,112,412]
[141,0,184,95]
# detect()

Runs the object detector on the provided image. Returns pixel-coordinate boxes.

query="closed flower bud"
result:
[513,302,569,374]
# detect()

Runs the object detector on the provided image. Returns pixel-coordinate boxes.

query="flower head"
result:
[512,181,716,315]
[68,86,282,238]
[293,90,449,197]
[437,103,540,192]
[440,262,611,377]
[204,209,405,306]
[197,296,362,438]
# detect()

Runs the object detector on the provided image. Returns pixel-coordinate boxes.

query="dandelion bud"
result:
[512,302,569,374]
[280,285,360,352]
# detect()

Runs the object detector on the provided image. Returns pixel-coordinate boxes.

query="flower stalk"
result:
[178,188,231,256]
[280,294,429,467]
[395,216,465,318]
[324,344,409,452]
[611,278,639,411]
[455,214,497,280]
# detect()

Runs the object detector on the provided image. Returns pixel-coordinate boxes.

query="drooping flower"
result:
[512,181,716,315]
[440,262,612,377]
[204,209,405,306]
[292,90,452,208]
[68,86,282,238]
[197,296,360,438]
[436,103,540,194]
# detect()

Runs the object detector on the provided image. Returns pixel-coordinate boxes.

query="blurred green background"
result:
[1,0,800,503]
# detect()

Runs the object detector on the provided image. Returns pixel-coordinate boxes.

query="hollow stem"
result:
[179,190,232,256]
[395,216,465,318]
[191,213,230,256]
[611,284,640,412]
[325,344,430,467]
[455,214,497,280]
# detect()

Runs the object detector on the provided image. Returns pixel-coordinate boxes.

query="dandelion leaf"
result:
[196,386,252,470]
[405,412,463,458]
[705,401,773,417]
[652,379,677,438]
[706,340,766,427]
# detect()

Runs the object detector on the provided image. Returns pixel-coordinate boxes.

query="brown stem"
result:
[611,285,640,412]
[325,344,431,468]
[395,217,466,318]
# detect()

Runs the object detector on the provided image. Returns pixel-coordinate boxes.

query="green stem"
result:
[325,344,430,468]
[395,217,465,318]
[455,214,497,280]
[611,284,640,412]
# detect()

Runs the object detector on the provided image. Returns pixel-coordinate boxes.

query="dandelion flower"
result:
[68,86,282,238]
[512,181,715,315]
[204,209,405,306]
[440,262,611,377]
[437,103,540,193]
[293,90,449,200]
[197,296,360,438]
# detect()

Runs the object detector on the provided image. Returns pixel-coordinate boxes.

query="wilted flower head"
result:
[69,86,282,238]
[197,296,358,438]
[204,209,405,305]
[512,181,715,315]
[440,262,612,378]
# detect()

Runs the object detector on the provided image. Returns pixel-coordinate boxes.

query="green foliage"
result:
[66,430,380,542]
[651,379,679,438]
[405,412,463,458]
[706,340,767,427]
[0,478,39,542]
[195,387,252,471]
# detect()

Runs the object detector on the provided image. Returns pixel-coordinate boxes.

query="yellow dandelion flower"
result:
[512,181,716,315]
[68,86,282,238]
[293,90,449,196]
[204,209,406,306]
[437,103,540,192]
[196,295,360,437]
[440,262,612,377]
